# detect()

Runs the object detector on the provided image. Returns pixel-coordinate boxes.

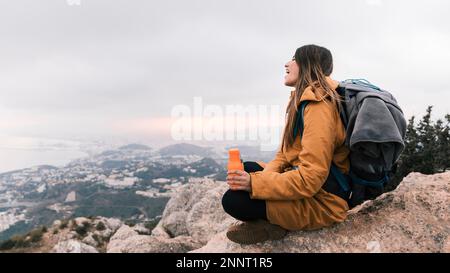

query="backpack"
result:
[295,79,407,208]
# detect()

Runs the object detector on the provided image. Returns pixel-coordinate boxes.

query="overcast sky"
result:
[0,0,449,147]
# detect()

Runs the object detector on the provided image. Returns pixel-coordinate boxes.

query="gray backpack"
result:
[295,79,407,207]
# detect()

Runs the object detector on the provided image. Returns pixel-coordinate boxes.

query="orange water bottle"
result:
[228,149,244,190]
[228,148,244,174]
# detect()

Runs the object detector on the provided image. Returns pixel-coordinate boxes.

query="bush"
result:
[144,219,159,232]
[59,220,69,230]
[389,107,450,191]
[124,219,136,227]
[12,235,30,248]
[0,234,32,250]
[0,230,43,251]
[92,234,102,245]
[0,239,16,250]
[75,225,88,237]
[28,229,44,243]
[82,221,91,229]
[95,221,106,231]
[41,226,48,233]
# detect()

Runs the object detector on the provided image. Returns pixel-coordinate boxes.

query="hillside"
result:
[0,145,225,243]
[2,171,448,253]
[158,143,215,157]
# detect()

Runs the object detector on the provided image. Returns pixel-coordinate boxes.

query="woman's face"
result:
[284,57,299,87]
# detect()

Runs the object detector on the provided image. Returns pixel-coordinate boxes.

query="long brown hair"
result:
[281,44,342,151]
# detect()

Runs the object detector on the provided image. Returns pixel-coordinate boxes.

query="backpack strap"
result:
[336,85,349,128]
[293,101,309,139]
[294,101,351,193]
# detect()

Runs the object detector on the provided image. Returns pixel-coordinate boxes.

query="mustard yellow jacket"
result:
[250,77,350,231]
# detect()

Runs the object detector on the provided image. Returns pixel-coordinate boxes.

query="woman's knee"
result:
[221,189,239,216]
[222,189,267,221]
[222,189,252,217]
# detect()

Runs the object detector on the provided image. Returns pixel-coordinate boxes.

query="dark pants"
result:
[221,161,268,221]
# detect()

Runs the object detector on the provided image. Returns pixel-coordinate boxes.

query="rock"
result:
[157,179,234,242]
[185,184,235,244]
[104,180,233,253]
[74,217,90,226]
[93,229,113,239]
[67,231,78,240]
[160,211,188,236]
[443,237,450,253]
[191,172,450,253]
[107,225,202,253]
[151,225,171,239]
[102,179,233,252]
[47,172,448,253]
[52,220,62,227]
[52,240,99,253]
[89,217,122,239]
[107,235,202,253]
[102,217,122,232]
[108,225,138,242]
[82,234,99,247]
[132,223,151,235]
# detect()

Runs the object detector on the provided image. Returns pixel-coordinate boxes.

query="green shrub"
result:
[75,225,88,237]
[28,229,44,243]
[82,221,91,229]
[92,234,102,245]
[11,235,30,248]
[0,233,36,250]
[389,107,450,192]
[144,220,159,231]
[59,220,69,229]
[95,221,106,231]
[124,219,136,227]
[0,239,16,250]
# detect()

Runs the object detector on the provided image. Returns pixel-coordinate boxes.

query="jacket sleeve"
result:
[262,147,290,173]
[250,101,337,200]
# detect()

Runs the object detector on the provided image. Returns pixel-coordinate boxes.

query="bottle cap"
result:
[228,148,241,161]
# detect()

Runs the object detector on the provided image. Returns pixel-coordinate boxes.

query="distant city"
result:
[0,142,275,242]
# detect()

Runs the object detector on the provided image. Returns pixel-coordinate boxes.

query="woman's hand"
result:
[227,170,252,192]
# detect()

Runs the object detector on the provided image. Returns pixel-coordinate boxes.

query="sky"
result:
[0,0,449,149]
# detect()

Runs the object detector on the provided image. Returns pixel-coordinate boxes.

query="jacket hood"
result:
[290,77,340,103]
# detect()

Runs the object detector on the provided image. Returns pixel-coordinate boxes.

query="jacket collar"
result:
[290,77,340,102]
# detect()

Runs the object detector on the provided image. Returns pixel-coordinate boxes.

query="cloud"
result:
[365,0,383,6]
[0,0,449,142]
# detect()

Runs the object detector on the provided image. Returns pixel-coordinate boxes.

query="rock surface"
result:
[53,240,99,253]
[107,225,202,253]
[155,179,235,243]
[192,172,450,253]
[106,179,234,252]
[51,216,123,253]
[13,171,448,253]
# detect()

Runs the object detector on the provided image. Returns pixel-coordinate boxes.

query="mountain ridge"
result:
[3,171,446,253]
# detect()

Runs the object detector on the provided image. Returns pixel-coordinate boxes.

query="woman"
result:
[221,44,351,245]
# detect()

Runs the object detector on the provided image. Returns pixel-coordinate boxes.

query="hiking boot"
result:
[226,219,287,245]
